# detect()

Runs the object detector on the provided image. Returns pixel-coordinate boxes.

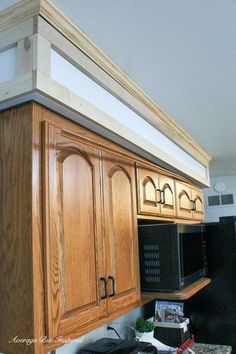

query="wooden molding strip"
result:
[142,278,211,301]
[0,0,212,164]
[0,0,40,32]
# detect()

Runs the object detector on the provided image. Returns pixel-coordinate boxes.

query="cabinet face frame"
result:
[43,122,107,339]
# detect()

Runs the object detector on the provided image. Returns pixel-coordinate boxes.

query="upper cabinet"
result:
[102,152,140,315]
[175,181,204,221]
[191,187,204,221]
[43,121,141,343]
[137,166,176,218]
[159,175,176,218]
[44,124,107,339]
[137,167,161,215]
[137,165,204,221]
[0,103,205,354]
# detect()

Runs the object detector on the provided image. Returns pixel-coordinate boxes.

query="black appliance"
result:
[78,338,158,354]
[138,223,207,292]
[185,217,236,353]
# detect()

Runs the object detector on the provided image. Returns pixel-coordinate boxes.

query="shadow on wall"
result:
[51,307,142,354]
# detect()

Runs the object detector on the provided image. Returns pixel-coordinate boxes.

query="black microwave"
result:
[138,223,207,292]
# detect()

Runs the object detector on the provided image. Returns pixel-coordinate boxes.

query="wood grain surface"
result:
[0,104,35,354]
[0,103,206,354]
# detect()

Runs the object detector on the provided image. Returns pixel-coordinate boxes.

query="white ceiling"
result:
[2,0,236,176]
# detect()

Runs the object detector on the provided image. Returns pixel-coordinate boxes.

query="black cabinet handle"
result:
[108,276,115,297]
[100,277,108,299]
[191,200,196,211]
[156,189,162,203]
[161,190,165,204]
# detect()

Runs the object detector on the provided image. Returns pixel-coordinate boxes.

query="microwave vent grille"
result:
[145,276,161,283]
[144,260,159,267]
[142,242,161,284]
[145,268,160,275]
[144,252,159,259]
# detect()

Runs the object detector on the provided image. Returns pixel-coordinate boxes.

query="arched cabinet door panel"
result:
[159,175,176,217]
[137,167,160,215]
[102,152,140,315]
[175,181,192,219]
[43,123,106,339]
[192,188,204,221]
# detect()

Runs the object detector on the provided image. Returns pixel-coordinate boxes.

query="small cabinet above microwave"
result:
[175,181,204,221]
[136,165,204,222]
[136,166,176,218]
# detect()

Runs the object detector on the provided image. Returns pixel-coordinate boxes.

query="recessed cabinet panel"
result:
[175,181,192,219]
[44,124,107,339]
[62,153,96,311]
[159,175,176,217]
[111,169,134,293]
[103,152,140,314]
[137,168,160,215]
[143,178,157,204]
[191,188,204,221]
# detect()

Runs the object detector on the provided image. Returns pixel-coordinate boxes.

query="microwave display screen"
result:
[180,232,204,277]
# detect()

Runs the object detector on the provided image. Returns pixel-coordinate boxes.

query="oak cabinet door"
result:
[44,124,107,339]
[137,167,161,215]
[191,188,204,221]
[102,152,140,315]
[175,181,192,219]
[159,175,176,217]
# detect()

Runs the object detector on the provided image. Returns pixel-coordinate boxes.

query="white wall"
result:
[0,46,17,83]
[51,307,142,354]
[0,0,19,11]
[204,174,236,222]
[50,50,208,182]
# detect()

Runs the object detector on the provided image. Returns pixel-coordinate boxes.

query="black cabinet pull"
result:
[161,190,165,204]
[191,200,196,211]
[108,276,115,297]
[100,277,108,299]
[156,189,162,204]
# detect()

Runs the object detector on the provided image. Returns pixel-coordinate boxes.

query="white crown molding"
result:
[0,0,212,164]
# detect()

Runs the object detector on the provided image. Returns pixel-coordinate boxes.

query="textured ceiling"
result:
[2,0,236,177]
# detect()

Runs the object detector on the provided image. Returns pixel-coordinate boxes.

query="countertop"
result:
[184,343,232,354]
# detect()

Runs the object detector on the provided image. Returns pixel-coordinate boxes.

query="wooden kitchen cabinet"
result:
[102,152,140,315]
[0,103,205,354]
[159,175,176,217]
[137,166,176,218]
[137,167,160,215]
[175,181,192,219]
[0,103,142,354]
[175,181,204,221]
[43,122,141,339]
[43,123,107,339]
[191,187,204,221]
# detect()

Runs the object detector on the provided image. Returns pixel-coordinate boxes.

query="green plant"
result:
[135,318,155,333]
